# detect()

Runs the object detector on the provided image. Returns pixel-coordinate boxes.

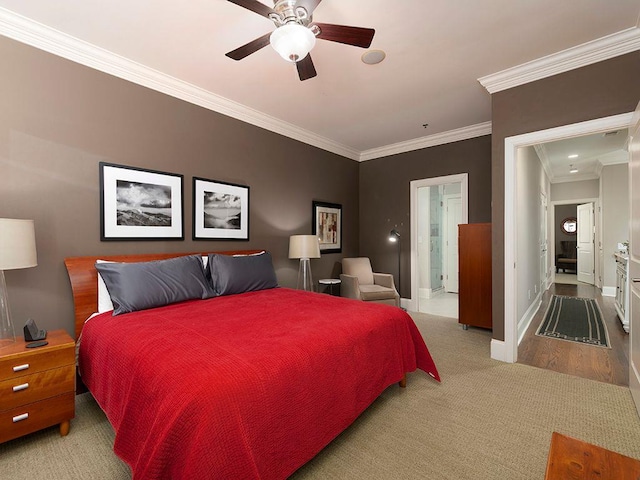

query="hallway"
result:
[518,282,629,386]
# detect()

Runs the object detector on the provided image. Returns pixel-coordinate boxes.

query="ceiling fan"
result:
[225,0,375,81]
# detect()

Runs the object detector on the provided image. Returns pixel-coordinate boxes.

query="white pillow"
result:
[96,259,114,313]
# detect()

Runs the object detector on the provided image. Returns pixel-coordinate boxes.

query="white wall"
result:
[550,179,599,202]
[600,163,629,289]
[516,146,548,321]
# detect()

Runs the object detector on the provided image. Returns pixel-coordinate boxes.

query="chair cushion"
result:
[342,258,374,285]
[358,284,397,301]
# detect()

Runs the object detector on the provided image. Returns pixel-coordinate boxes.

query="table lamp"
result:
[0,219,37,348]
[289,235,320,291]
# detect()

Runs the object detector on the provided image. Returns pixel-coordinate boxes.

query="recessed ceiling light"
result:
[361,49,386,65]
[569,164,579,174]
[568,154,578,159]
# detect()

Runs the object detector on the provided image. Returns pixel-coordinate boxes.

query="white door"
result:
[577,202,595,285]
[444,196,461,293]
[540,192,548,291]
[629,101,640,417]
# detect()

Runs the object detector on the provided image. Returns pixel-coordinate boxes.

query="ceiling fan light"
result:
[270,23,316,63]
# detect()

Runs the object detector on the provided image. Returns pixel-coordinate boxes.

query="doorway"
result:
[496,111,633,363]
[410,173,468,314]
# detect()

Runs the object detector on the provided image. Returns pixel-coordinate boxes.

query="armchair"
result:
[340,257,400,307]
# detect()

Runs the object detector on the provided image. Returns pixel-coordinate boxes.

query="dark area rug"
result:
[536,295,610,348]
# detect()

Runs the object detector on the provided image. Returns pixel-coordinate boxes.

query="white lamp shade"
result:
[270,23,316,62]
[0,219,37,270]
[289,235,320,259]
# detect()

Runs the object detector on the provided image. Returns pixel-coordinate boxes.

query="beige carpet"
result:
[2,313,639,479]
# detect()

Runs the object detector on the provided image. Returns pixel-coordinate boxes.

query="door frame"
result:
[495,112,632,363]
[550,198,600,287]
[443,193,462,293]
[409,173,468,312]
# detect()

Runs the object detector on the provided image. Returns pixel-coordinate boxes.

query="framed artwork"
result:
[100,162,184,241]
[193,177,249,240]
[312,201,342,253]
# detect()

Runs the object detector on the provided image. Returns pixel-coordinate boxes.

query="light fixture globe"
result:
[270,23,316,62]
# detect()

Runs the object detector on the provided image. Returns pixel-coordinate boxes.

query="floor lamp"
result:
[289,234,320,291]
[388,229,401,297]
[0,219,38,348]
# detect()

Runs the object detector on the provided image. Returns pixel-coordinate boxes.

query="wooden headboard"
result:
[64,250,263,340]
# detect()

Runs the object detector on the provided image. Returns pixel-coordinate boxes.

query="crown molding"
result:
[0,7,361,161]
[478,27,640,94]
[358,122,492,162]
[534,144,553,180]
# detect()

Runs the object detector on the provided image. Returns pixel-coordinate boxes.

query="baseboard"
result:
[601,286,616,297]
[490,339,515,363]
[401,297,414,311]
[517,295,542,344]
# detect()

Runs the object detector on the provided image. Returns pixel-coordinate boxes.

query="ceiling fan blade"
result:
[295,0,323,16]
[225,32,272,60]
[313,23,375,48]
[296,54,317,81]
[227,0,276,19]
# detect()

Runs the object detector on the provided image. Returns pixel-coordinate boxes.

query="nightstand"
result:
[319,278,341,295]
[0,329,75,443]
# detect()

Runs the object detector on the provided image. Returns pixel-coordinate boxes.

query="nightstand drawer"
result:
[0,346,74,381]
[0,392,75,444]
[0,366,75,411]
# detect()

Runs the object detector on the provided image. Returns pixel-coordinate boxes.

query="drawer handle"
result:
[12,383,29,392]
[12,413,29,423]
[12,364,29,372]
[633,278,640,283]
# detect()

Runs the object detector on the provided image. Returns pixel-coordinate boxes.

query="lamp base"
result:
[297,258,315,292]
[0,270,16,348]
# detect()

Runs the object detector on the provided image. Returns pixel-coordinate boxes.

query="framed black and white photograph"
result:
[193,177,249,240]
[100,162,184,241]
[312,201,342,253]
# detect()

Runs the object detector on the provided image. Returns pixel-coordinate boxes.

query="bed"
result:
[65,250,440,480]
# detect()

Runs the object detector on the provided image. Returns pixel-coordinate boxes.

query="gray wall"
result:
[0,37,359,337]
[491,51,640,341]
[601,163,629,289]
[358,135,492,298]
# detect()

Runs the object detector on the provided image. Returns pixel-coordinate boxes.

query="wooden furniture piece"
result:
[458,223,492,330]
[545,432,640,479]
[0,329,75,443]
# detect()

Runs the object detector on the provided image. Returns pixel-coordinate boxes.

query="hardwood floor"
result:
[518,282,629,386]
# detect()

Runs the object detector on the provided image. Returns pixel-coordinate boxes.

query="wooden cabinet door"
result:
[458,223,492,329]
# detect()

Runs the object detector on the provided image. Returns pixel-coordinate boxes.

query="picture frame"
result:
[193,177,250,240]
[312,201,342,253]
[100,162,184,241]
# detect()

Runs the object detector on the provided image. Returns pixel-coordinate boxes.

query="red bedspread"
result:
[79,288,439,480]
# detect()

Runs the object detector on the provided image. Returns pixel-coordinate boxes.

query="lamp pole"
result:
[389,229,401,298]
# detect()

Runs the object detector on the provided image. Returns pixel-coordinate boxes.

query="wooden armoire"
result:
[458,223,492,329]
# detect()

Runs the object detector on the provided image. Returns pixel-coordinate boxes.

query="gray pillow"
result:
[95,255,214,315]
[208,252,278,296]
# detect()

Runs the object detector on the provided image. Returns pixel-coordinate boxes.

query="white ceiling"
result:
[536,130,629,184]
[0,0,639,161]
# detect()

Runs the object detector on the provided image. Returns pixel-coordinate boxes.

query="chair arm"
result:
[339,274,361,300]
[373,273,396,290]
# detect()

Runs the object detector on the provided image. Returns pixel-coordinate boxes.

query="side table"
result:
[0,329,75,443]
[318,279,341,296]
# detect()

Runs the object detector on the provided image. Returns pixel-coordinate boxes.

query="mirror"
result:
[561,217,577,235]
